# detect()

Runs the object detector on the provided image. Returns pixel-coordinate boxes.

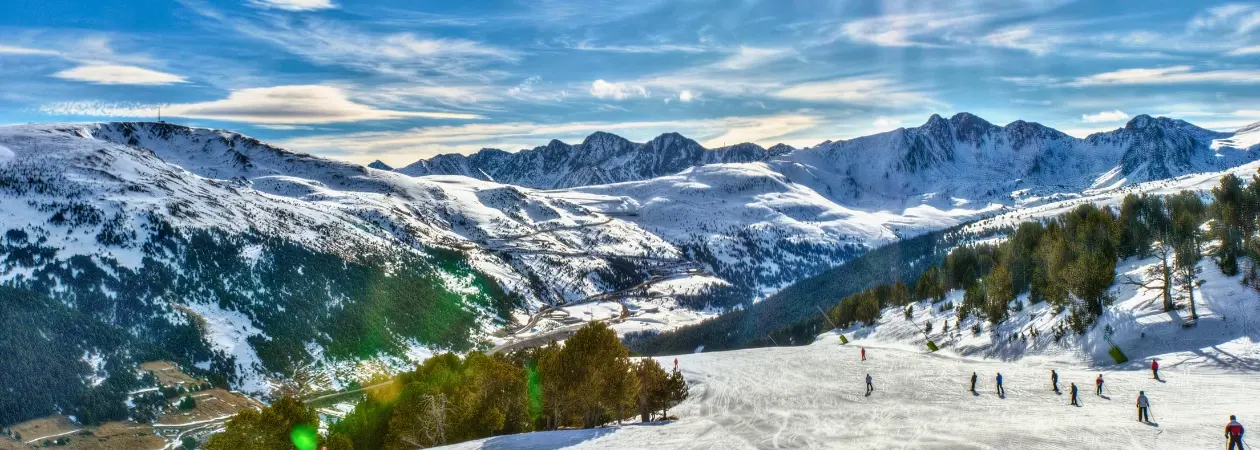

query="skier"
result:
[1226,415,1245,450]
[1095,374,1104,396]
[861,347,867,361]
[866,373,874,394]
[1151,359,1160,380]
[970,372,978,393]
[1136,391,1150,423]
[1051,369,1059,392]
[995,373,1005,397]
[1069,383,1079,406]
[674,358,678,371]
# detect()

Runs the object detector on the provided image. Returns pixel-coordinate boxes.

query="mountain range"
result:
[1,113,1258,417]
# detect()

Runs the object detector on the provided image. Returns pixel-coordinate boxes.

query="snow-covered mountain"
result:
[0,122,704,399]
[402,113,1258,206]
[397,131,787,189]
[2,113,1257,404]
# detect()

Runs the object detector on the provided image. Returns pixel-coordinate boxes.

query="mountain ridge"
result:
[393,113,1259,193]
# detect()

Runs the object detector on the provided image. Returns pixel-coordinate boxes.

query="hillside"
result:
[0,122,701,425]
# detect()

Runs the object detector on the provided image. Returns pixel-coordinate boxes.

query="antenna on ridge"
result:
[158,106,164,123]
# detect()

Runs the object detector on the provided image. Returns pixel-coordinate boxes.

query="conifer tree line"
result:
[827,175,1260,333]
[205,322,687,450]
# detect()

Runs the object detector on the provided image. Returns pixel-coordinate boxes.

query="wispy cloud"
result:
[1228,45,1260,55]
[772,77,936,107]
[1081,110,1130,123]
[978,25,1063,56]
[194,11,517,83]
[247,0,336,11]
[52,64,187,85]
[567,40,709,54]
[1066,66,1260,86]
[41,85,483,123]
[714,47,796,70]
[0,44,60,56]
[1189,3,1260,35]
[276,113,822,165]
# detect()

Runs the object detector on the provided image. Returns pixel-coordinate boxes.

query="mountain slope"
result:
[0,122,710,422]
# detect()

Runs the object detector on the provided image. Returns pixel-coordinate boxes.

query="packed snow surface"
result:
[445,257,1260,449]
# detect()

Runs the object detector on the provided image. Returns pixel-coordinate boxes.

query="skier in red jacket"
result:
[1226,415,1245,450]
[1151,360,1160,380]
[861,347,866,361]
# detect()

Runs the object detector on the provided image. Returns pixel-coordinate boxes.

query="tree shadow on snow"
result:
[474,428,617,450]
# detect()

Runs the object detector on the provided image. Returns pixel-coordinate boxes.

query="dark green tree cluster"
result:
[203,396,325,450]
[1209,174,1260,300]
[634,359,688,422]
[533,322,639,429]
[328,351,529,450]
[321,322,674,450]
[826,280,911,328]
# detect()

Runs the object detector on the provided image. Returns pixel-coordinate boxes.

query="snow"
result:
[181,302,270,395]
[444,256,1260,449]
[0,143,12,162]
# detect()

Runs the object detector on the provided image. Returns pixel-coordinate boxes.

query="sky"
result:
[2,0,1260,166]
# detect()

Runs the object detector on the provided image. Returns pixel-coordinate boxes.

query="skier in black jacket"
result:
[970,372,978,392]
[1069,383,1079,406]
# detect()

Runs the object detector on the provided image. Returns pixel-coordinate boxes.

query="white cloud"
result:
[1081,110,1130,123]
[40,85,483,124]
[568,41,709,54]
[52,64,187,85]
[589,79,649,100]
[0,44,60,56]
[840,11,982,47]
[979,25,1062,56]
[872,117,902,128]
[714,47,794,70]
[247,0,336,11]
[1228,45,1260,56]
[772,77,935,107]
[1189,4,1260,35]
[275,113,822,165]
[1067,66,1260,86]
[678,90,695,102]
[205,14,516,83]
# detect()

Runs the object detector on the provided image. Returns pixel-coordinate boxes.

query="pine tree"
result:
[1211,174,1247,276]
[984,264,1013,324]
[1168,191,1207,320]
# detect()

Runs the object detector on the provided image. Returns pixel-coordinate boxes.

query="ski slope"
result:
[447,337,1259,449]
[445,257,1260,449]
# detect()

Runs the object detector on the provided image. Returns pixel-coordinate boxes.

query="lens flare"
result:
[526,359,543,421]
[290,424,318,450]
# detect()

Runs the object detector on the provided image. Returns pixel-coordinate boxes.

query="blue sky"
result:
[2,0,1260,166]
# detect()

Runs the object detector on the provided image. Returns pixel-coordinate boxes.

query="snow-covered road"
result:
[447,335,1259,449]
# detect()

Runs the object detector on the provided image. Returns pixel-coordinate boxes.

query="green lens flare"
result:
[526,359,543,421]
[290,424,318,450]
